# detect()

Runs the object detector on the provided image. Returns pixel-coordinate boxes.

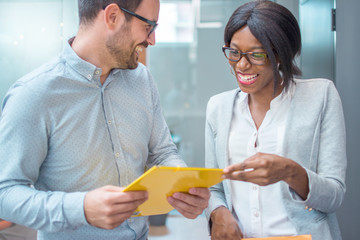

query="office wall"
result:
[335,0,360,238]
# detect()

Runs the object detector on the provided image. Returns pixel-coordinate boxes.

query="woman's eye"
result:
[251,53,265,59]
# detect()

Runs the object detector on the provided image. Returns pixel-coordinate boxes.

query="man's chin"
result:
[128,61,139,69]
[120,55,138,69]
[115,61,138,70]
[127,52,140,69]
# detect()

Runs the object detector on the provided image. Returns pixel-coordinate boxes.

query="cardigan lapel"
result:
[218,89,240,169]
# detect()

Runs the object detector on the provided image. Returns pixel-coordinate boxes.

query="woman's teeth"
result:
[239,74,258,82]
[238,74,258,82]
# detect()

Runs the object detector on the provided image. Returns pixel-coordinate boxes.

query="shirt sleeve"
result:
[0,83,88,232]
[145,71,186,168]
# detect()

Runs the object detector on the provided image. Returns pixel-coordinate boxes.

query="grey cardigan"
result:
[204,79,347,240]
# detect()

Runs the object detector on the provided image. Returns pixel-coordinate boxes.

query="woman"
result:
[204,1,347,239]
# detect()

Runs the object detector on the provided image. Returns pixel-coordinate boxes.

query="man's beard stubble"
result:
[106,24,138,69]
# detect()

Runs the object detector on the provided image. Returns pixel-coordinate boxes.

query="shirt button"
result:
[87,74,92,79]
[115,152,120,158]
[254,212,259,217]
[108,120,112,125]
[95,70,100,75]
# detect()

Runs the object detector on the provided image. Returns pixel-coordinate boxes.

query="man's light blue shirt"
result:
[0,40,185,239]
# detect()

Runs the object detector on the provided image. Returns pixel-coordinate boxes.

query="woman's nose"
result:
[236,55,252,71]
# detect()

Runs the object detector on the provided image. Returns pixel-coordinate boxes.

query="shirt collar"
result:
[236,80,296,111]
[237,90,249,113]
[61,37,102,82]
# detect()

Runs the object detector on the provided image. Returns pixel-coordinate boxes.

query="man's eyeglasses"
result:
[103,5,158,37]
[120,7,158,37]
[222,47,267,66]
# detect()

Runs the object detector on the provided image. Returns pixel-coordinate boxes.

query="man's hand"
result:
[84,185,148,229]
[210,206,243,240]
[167,187,210,219]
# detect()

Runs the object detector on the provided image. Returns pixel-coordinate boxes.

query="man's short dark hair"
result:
[78,0,143,25]
[224,0,302,92]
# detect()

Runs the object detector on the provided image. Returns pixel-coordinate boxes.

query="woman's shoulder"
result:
[294,78,335,89]
[208,88,240,106]
[206,88,239,120]
[294,78,337,97]
[292,78,341,109]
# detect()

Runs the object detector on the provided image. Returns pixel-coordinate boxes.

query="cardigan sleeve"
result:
[288,80,347,213]
[204,97,229,224]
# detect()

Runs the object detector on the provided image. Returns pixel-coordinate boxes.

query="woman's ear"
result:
[103,3,124,30]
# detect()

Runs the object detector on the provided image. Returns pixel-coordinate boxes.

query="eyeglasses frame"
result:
[120,7,158,37]
[102,4,158,37]
[222,46,268,66]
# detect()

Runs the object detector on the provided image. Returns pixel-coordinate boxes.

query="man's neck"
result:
[71,28,112,84]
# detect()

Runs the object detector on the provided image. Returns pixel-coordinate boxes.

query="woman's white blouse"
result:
[228,82,298,238]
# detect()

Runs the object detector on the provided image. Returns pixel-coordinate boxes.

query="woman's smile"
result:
[237,72,259,85]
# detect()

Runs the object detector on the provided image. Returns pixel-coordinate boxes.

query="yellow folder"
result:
[122,166,224,217]
[243,235,311,240]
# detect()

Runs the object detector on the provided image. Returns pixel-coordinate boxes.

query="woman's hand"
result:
[223,152,309,199]
[210,206,243,240]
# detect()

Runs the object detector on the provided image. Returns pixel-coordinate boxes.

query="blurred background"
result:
[0,0,359,239]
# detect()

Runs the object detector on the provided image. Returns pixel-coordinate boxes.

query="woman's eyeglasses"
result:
[222,47,267,66]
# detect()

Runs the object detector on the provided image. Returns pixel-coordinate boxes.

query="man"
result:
[0,0,210,239]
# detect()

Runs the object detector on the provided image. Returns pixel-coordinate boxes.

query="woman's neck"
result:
[248,84,284,129]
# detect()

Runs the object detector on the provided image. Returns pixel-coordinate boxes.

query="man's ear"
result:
[103,3,124,30]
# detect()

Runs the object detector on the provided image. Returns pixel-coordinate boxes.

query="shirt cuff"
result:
[63,191,88,228]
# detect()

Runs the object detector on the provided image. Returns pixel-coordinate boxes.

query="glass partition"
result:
[149,0,246,166]
[0,0,78,113]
